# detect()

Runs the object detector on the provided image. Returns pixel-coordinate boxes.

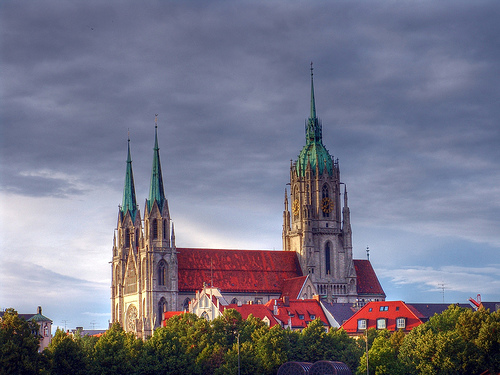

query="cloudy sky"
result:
[1,1,499,331]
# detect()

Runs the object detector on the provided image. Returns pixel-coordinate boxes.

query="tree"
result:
[91,322,140,375]
[398,305,494,375]
[45,328,88,375]
[324,328,363,371]
[0,308,42,375]
[357,330,404,375]
[296,318,327,362]
[255,325,289,374]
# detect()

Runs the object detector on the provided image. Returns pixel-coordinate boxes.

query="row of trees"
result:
[1,305,499,374]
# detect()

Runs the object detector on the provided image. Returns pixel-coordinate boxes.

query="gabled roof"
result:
[341,301,423,334]
[281,276,308,299]
[321,302,357,326]
[225,303,281,327]
[266,298,330,330]
[177,248,302,293]
[353,260,385,297]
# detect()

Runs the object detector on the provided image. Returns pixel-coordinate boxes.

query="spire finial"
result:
[122,134,137,221]
[148,117,166,212]
[310,62,316,119]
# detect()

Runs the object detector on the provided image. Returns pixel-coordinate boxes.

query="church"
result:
[111,68,385,338]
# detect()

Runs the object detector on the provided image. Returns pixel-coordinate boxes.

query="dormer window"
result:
[377,318,386,330]
[396,317,406,329]
[357,319,367,331]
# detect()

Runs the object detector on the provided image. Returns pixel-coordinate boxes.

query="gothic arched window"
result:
[158,298,167,325]
[152,219,158,239]
[182,298,191,311]
[231,298,238,305]
[163,220,167,239]
[325,242,331,276]
[125,228,130,248]
[158,261,167,286]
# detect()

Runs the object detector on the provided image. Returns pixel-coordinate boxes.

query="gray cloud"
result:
[1,0,500,329]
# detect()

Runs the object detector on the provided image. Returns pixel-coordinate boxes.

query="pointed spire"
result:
[121,136,137,221]
[310,61,316,119]
[147,115,166,212]
[305,62,322,145]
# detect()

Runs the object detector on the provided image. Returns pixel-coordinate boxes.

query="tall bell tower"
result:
[283,65,357,303]
[111,118,178,338]
[142,120,178,333]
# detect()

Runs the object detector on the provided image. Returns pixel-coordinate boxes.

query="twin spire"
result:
[121,116,166,221]
[147,120,166,212]
[121,137,138,221]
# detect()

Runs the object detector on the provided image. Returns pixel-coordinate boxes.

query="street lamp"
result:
[365,328,369,375]
[237,331,240,375]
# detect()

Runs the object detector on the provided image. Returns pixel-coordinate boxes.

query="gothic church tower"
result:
[283,66,357,303]
[111,121,178,338]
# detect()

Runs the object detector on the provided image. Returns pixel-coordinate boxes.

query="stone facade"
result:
[282,67,357,303]
[111,71,385,338]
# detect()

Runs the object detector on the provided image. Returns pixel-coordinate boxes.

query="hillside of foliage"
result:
[1,304,499,374]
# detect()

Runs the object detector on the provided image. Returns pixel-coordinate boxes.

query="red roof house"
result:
[341,301,424,336]
[225,297,332,330]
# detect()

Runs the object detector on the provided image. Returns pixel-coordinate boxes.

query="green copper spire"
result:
[310,62,317,120]
[297,64,333,177]
[121,137,137,221]
[147,121,166,212]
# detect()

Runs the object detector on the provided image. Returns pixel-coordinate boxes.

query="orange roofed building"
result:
[341,301,424,337]
[185,284,334,330]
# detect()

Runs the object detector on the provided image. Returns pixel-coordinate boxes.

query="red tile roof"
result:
[162,311,185,326]
[353,260,385,296]
[281,276,308,299]
[266,298,330,329]
[341,301,423,334]
[177,248,302,293]
[226,298,330,330]
[225,303,281,327]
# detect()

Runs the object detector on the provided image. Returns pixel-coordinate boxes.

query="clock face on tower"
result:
[321,197,334,213]
[292,199,300,216]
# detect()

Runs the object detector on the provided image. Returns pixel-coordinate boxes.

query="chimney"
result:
[283,296,289,307]
[273,300,278,315]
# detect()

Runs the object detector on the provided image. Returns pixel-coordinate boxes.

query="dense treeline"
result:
[1,305,499,374]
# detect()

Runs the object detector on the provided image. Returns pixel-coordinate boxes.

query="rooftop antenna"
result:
[366,246,370,261]
[90,320,96,330]
[61,320,70,331]
[439,282,445,303]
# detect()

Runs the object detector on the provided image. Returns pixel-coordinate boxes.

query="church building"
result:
[111,68,385,338]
